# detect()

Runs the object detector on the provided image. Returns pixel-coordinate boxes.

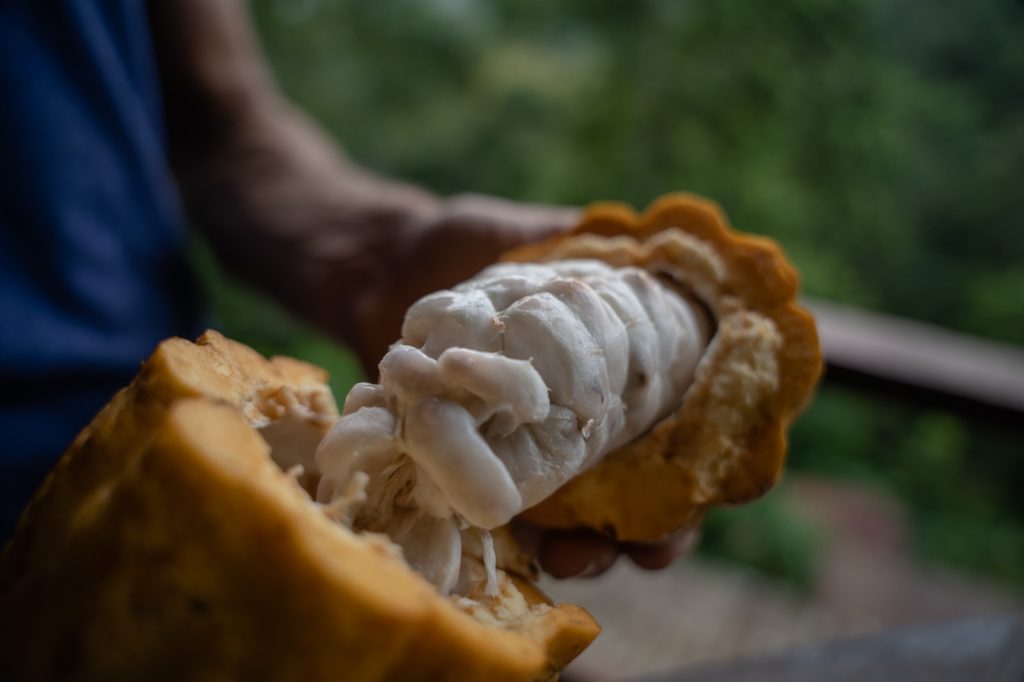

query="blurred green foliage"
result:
[789,387,1024,587]
[197,0,1023,589]
[699,483,825,594]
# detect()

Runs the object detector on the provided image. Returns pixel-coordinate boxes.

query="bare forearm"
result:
[149,0,440,336]
[170,102,442,341]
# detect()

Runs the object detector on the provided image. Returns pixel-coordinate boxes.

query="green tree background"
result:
[194,0,1024,590]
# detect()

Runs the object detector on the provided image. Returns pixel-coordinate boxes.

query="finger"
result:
[537,528,620,579]
[624,527,700,571]
[443,194,581,248]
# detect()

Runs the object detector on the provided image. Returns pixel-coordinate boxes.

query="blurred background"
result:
[192,0,1023,677]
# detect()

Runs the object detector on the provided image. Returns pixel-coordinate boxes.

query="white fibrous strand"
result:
[480,528,499,597]
[316,258,710,594]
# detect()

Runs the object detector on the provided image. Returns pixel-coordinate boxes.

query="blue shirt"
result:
[0,0,202,535]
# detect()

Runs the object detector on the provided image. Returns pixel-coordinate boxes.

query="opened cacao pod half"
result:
[510,193,822,540]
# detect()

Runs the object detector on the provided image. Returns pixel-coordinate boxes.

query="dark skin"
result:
[148,0,695,576]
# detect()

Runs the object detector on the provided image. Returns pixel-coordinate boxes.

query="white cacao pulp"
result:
[316,259,710,594]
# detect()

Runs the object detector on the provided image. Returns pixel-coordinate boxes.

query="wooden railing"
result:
[805,298,1024,424]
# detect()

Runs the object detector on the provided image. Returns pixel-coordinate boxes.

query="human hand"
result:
[347,194,579,376]
[510,521,701,578]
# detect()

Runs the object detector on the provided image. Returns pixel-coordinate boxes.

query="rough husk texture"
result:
[0,331,598,681]
[507,194,823,541]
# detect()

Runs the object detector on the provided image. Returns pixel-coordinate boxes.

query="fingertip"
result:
[625,528,700,571]
[538,529,619,579]
[625,544,676,571]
